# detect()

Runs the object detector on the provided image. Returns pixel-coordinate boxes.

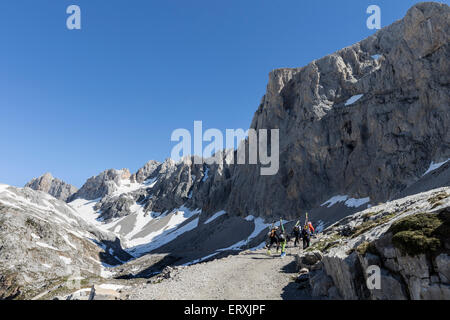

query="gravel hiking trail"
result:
[125,246,311,300]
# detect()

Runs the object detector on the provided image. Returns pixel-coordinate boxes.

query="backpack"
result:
[302,228,310,238]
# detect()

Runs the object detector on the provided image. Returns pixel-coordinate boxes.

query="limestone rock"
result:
[68,169,131,202]
[435,254,450,283]
[295,187,450,300]
[25,173,78,202]
[224,2,450,220]
[130,160,160,183]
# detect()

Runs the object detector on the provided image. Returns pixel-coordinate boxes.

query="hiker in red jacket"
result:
[307,221,315,234]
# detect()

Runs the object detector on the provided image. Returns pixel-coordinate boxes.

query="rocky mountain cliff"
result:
[226,2,449,218]
[66,2,449,224]
[67,169,132,202]
[25,173,78,202]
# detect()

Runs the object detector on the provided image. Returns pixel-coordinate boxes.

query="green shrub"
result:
[306,234,342,253]
[388,209,450,256]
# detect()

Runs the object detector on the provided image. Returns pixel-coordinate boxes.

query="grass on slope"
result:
[388,208,450,257]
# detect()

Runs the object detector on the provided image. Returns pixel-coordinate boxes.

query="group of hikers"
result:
[266,217,316,257]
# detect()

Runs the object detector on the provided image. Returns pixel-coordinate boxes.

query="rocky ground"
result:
[42,246,311,300]
[123,246,311,300]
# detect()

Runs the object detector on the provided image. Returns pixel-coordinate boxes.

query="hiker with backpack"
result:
[292,224,301,247]
[278,225,288,257]
[266,226,280,255]
[301,224,311,249]
[279,232,287,257]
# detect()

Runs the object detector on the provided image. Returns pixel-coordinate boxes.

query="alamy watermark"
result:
[66,5,81,30]
[367,5,381,30]
[65,4,380,31]
[171,121,279,176]
[366,265,381,290]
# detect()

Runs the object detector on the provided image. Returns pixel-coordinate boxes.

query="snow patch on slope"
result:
[183,215,271,266]
[217,216,270,252]
[68,198,103,225]
[322,195,370,208]
[36,242,60,251]
[345,197,371,208]
[423,159,450,176]
[70,194,203,258]
[110,178,151,197]
[59,256,72,264]
[0,184,9,193]
[126,214,200,257]
[30,233,40,240]
[345,94,363,106]
[204,211,226,224]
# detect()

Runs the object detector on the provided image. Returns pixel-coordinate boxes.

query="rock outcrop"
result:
[25,173,78,202]
[295,187,450,300]
[68,169,132,202]
[130,160,161,184]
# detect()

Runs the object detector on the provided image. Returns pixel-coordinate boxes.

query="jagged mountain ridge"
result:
[63,2,449,224]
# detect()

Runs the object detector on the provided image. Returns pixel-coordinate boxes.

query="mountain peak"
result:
[25,173,78,202]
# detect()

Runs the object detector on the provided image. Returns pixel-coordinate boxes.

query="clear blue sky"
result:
[0,0,444,188]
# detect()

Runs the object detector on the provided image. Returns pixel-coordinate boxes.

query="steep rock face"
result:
[68,169,131,202]
[295,187,450,300]
[225,2,450,219]
[130,160,161,184]
[25,173,78,202]
[92,154,235,222]
[143,154,234,217]
[88,159,200,221]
